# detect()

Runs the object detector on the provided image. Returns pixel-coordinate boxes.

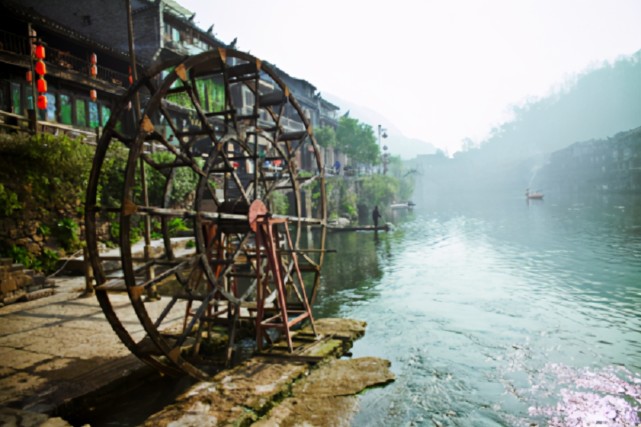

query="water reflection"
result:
[315,194,641,426]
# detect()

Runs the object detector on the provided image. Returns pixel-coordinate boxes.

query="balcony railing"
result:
[0,29,129,87]
[0,29,29,55]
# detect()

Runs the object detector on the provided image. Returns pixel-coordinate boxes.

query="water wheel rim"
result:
[86,48,326,379]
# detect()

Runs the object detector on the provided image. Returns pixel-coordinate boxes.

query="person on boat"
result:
[372,205,382,229]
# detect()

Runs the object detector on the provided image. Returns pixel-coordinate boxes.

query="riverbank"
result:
[0,276,394,426]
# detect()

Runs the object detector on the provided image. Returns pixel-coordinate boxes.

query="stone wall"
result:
[0,258,55,306]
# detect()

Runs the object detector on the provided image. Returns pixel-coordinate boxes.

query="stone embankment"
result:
[1,275,394,426]
[145,318,395,426]
[0,258,55,306]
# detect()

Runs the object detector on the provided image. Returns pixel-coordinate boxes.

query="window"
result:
[196,77,225,113]
[10,83,21,113]
[0,81,9,111]
[100,105,111,126]
[88,101,99,128]
[75,99,87,126]
[24,86,34,110]
[45,93,56,122]
[59,94,72,124]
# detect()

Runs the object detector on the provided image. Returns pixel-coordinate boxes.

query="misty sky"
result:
[178,0,641,154]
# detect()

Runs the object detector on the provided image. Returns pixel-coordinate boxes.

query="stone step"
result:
[10,263,25,272]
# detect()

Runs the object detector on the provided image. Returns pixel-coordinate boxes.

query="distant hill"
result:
[412,50,641,197]
[322,93,437,160]
[464,50,641,165]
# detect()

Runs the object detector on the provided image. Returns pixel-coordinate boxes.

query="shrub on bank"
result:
[0,132,93,271]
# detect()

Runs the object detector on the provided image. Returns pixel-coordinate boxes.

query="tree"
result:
[336,115,379,166]
[314,125,337,148]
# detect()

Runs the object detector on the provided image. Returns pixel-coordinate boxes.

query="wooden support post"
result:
[255,216,317,352]
[82,246,95,297]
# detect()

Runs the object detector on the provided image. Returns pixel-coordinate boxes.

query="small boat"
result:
[390,201,416,209]
[525,189,543,199]
[327,224,390,232]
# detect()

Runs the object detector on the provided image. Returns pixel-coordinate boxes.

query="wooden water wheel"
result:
[85,49,327,379]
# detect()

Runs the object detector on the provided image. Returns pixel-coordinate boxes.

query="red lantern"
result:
[128,66,133,85]
[89,89,97,101]
[26,70,32,83]
[90,52,97,64]
[37,78,47,93]
[35,44,46,60]
[37,94,47,110]
[90,64,97,77]
[35,60,46,76]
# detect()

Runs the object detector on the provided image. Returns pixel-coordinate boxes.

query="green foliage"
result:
[2,244,58,273]
[107,213,120,242]
[168,217,190,236]
[37,224,50,237]
[324,177,359,221]
[97,147,199,246]
[146,151,200,208]
[0,133,92,267]
[269,191,289,216]
[340,189,358,219]
[359,175,400,212]
[0,133,93,215]
[54,218,80,251]
[40,248,60,273]
[386,155,415,201]
[97,142,128,209]
[0,183,21,216]
[336,115,379,166]
[314,126,338,148]
[7,245,36,269]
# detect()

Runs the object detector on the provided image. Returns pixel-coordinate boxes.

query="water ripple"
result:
[320,196,641,426]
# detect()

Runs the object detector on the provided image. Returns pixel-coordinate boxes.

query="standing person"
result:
[333,160,341,175]
[372,205,382,229]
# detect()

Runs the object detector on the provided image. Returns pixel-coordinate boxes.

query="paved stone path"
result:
[0,274,395,426]
[0,275,150,422]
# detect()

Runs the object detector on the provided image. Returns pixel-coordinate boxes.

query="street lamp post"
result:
[377,124,388,174]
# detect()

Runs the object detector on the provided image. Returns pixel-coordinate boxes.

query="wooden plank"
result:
[259,91,286,107]
[278,131,307,141]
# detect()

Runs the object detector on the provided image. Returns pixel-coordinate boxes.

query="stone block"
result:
[32,275,46,286]
[1,289,27,304]
[0,276,18,294]
[10,263,24,272]
[15,274,32,289]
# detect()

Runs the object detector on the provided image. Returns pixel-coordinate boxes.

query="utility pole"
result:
[126,0,158,300]
[378,124,388,174]
[26,24,38,132]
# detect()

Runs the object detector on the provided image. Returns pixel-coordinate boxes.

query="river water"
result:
[314,194,641,426]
